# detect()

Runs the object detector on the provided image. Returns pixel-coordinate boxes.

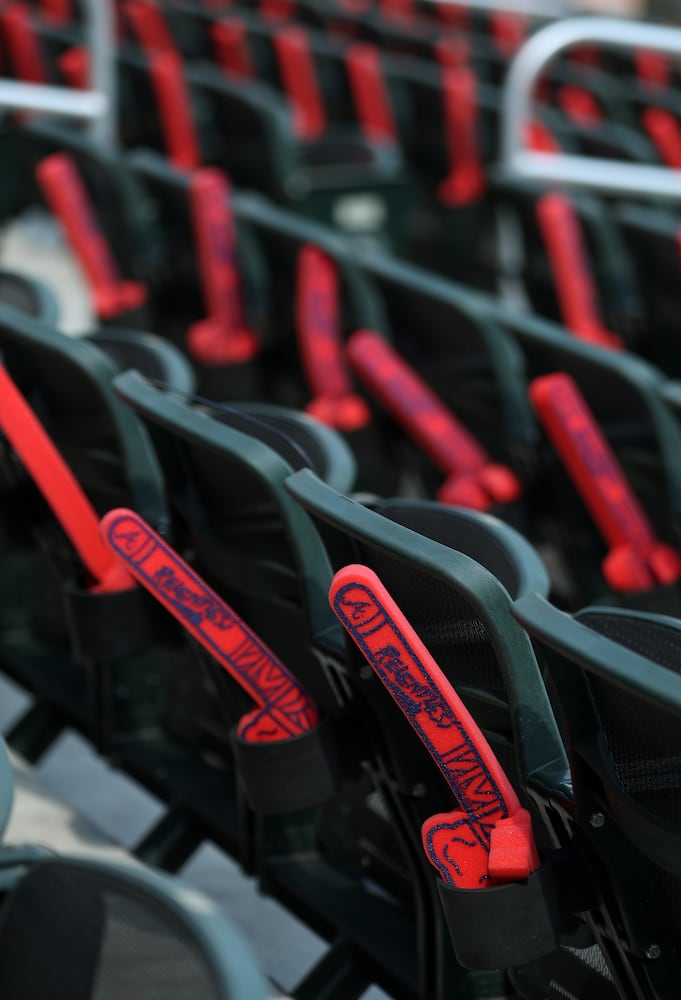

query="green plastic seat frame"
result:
[511,593,681,1000]
[285,467,571,1000]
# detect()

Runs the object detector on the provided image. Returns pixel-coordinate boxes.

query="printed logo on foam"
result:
[101,508,319,742]
[330,565,538,888]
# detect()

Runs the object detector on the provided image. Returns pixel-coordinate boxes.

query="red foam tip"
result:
[559,85,602,127]
[58,46,89,89]
[525,119,560,153]
[187,320,260,365]
[488,809,540,881]
[296,244,361,405]
[305,393,371,431]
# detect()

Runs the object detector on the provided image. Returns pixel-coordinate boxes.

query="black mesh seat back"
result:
[355,260,532,453]
[0,331,120,454]
[186,65,293,197]
[510,943,618,1000]
[0,316,165,523]
[213,403,333,483]
[504,318,651,438]
[354,540,505,698]
[0,862,223,1000]
[615,204,681,376]
[499,313,681,518]
[575,609,681,828]
[375,499,549,599]
[116,48,175,155]
[538,605,681,971]
[179,432,294,569]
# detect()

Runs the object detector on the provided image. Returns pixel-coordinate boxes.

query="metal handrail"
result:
[500,17,681,200]
[428,0,570,16]
[0,0,115,149]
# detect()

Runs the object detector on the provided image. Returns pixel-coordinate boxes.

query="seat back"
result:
[0,856,269,1000]
[512,593,681,1000]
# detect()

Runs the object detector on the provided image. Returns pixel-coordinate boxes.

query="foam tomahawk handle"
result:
[536,193,623,351]
[438,64,485,206]
[295,245,370,431]
[187,168,260,365]
[346,330,520,510]
[101,508,320,742]
[0,365,134,593]
[273,27,326,141]
[330,564,539,888]
[530,373,681,591]
[36,154,147,320]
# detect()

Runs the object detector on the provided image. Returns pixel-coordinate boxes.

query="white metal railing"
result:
[0,0,115,149]
[501,17,681,199]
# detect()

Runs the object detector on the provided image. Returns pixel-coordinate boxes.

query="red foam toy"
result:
[273,27,326,141]
[187,168,260,365]
[1,2,47,83]
[147,50,201,170]
[346,330,521,510]
[438,64,485,206]
[0,365,133,593]
[39,0,72,26]
[295,245,370,431]
[101,508,320,741]
[530,373,681,592]
[58,45,89,89]
[330,564,540,888]
[36,154,147,321]
[345,44,396,145]
[124,0,175,52]
[536,193,623,351]
[642,107,681,170]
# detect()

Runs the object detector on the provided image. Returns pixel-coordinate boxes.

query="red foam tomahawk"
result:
[36,154,147,321]
[0,365,133,594]
[536,193,623,351]
[346,330,521,511]
[295,245,370,431]
[101,508,320,742]
[187,168,260,365]
[330,564,539,888]
[530,372,681,592]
